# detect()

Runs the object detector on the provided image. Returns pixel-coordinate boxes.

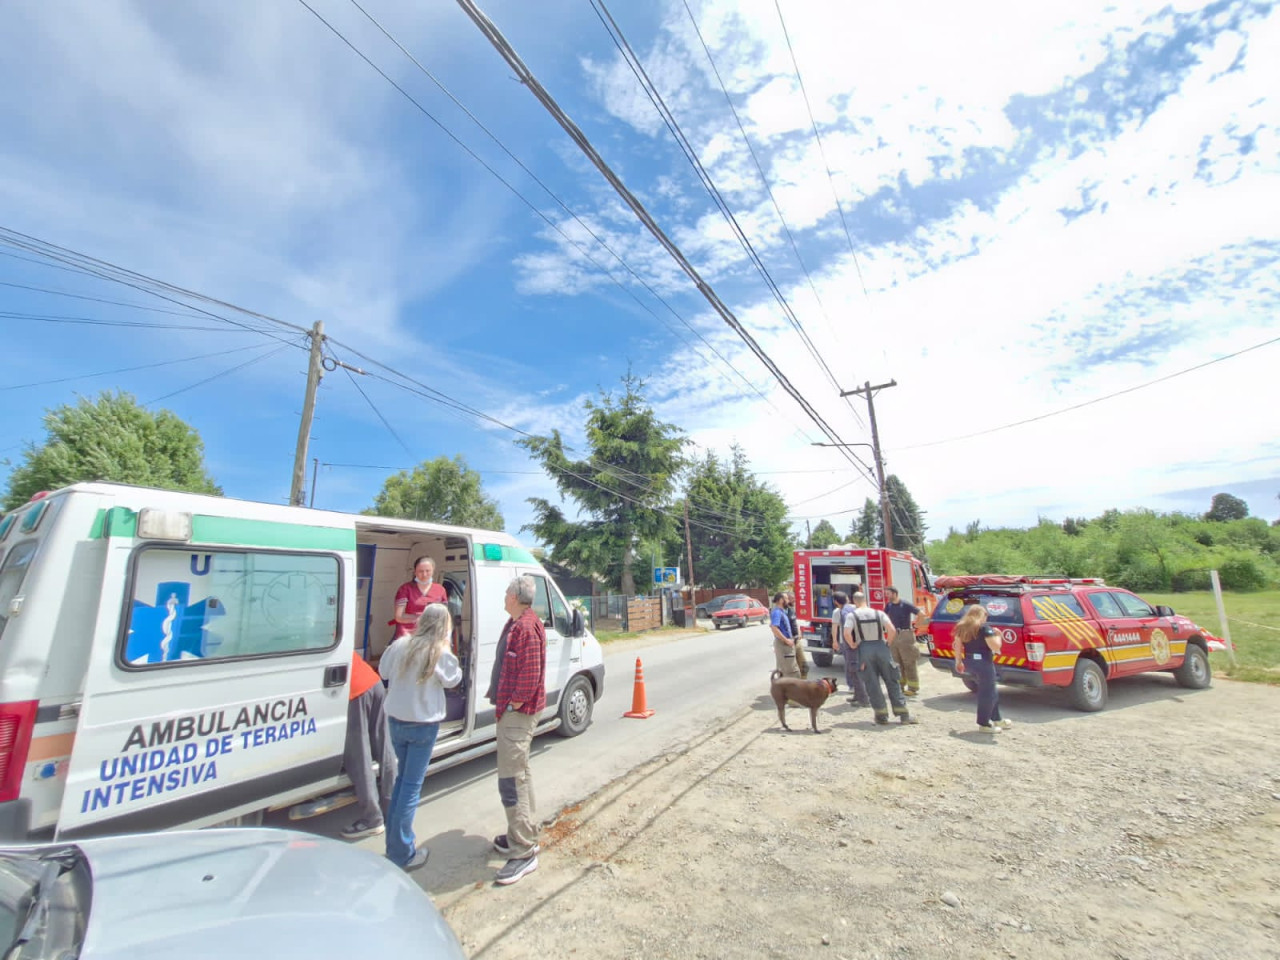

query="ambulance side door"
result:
[1085,590,1143,677]
[57,543,351,839]
[1112,590,1175,674]
[527,572,571,716]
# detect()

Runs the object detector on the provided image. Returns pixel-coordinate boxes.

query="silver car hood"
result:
[74,828,464,960]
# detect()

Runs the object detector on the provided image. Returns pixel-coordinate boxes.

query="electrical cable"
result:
[0,311,254,333]
[894,334,1280,451]
[0,278,224,320]
[147,344,293,404]
[1,342,280,392]
[325,344,415,458]
[454,0,881,494]
[302,0,812,441]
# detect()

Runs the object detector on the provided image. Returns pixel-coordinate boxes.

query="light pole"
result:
[811,440,891,549]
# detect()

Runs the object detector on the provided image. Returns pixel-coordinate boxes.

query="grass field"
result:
[1146,589,1280,685]
[593,624,701,645]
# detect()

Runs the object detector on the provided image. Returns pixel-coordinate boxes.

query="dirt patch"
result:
[442,670,1280,959]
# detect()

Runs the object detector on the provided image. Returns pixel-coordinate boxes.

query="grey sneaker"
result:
[899,714,919,725]
[495,854,539,885]
[403,845,430,871]
[341,818,385,840]
[492,834,541,857]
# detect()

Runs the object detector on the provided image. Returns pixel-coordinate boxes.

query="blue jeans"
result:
[385,717,440,867]
[966,656,1002,726]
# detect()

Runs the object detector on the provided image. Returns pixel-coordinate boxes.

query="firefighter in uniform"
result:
[885,587,923,696]
[845,593,918,725]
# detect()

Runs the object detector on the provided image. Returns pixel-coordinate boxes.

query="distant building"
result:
[542,559,596,599]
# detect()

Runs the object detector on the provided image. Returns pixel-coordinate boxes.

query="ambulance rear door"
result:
[56,513,354,839]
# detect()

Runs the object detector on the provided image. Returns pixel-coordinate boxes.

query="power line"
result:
[0,310,254,333]
[0,278,222,320]
[588,0,861,438]
[0,342,280,392]
[325,343,414,458]
[147,344,293,404]
[894,334,1280,451]
[454,0,881,495]
[301,0,813,442]
[772,0,868,300]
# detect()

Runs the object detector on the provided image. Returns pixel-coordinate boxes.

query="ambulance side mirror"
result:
[1153,604,1175,617]
[571,608,585,638]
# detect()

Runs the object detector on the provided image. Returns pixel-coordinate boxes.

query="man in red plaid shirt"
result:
[489,575,546,885]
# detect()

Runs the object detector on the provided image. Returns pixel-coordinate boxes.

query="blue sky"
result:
[2,0,1278,546]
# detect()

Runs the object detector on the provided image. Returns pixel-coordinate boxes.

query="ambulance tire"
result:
[813,652,833,668]
[1174,644,1211,689]
[554,674,594,738]
[1068,658,1108,712]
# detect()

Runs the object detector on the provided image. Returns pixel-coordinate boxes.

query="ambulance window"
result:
[0,540,38,642]
[1085,592,1124,618]
[548,587,571,636]
[529,575,553,629]
[1113,592,1155,618]
[122,547,341,667]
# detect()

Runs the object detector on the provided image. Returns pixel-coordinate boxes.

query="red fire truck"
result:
[793,547,936,666]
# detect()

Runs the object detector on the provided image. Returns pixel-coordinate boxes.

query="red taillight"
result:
[0,701,38,803]
[1025,642,1046,662]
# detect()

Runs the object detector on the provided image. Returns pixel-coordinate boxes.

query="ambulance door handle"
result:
[323,664,348,688]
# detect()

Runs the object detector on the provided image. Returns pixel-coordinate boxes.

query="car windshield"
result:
[929,592,1024,625]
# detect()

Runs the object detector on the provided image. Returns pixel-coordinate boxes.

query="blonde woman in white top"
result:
[378,604,462,870]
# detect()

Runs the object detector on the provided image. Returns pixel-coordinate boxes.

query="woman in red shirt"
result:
[389,556,446,641]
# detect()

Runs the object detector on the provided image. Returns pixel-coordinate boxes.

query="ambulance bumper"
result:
[927,656,1044,687]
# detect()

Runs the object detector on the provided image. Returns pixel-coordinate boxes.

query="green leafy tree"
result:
[4,391,220,509]
[884,474,927,554]
[521,373,687,595]
[1204,492,1249,522]
[806,519,840,549]
[685,446,793,589]
[849,497,879,546]
[365,455,504,529]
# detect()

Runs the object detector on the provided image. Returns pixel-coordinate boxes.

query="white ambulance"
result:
[0,483,605,841]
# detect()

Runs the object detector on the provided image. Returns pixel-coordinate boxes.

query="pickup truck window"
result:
[1113,592,1155,618]
[1085,592,1125,618]
[930,593,1024,625]
[1030,594,1087,620]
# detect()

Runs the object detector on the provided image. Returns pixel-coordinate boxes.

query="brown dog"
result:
[771,671,839,733]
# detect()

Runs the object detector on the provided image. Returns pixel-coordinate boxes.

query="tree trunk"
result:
[621,549,635,596]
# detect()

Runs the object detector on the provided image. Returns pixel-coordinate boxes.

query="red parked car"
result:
[711,597,770,629]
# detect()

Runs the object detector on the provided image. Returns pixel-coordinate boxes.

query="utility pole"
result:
[840,379,897,549]
[684,498,697,626]
[291,320,325,507]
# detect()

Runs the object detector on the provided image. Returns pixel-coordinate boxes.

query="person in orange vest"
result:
[340,650,397,840]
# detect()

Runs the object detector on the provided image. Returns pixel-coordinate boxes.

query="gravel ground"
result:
[441,663,1280,959]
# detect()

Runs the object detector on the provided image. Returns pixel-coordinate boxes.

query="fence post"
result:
[1208,570,1238,666]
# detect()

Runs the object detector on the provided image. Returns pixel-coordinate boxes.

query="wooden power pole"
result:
[840,379,897,549]
[291,320,325,507]
[684,498,697,626]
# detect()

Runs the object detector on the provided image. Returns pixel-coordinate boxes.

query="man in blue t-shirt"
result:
[770,592,800,678]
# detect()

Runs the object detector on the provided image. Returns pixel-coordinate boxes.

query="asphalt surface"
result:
[274,621,783,899]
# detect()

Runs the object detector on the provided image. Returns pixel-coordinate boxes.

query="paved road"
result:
[274,621,798,899]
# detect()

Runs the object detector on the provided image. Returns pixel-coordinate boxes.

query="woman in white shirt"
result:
[378,603,462,870]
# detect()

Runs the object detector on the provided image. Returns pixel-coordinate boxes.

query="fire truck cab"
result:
[793,547,935,667]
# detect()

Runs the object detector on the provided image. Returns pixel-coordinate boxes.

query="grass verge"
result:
[1146,589,1280,685]
[594,624,703,645]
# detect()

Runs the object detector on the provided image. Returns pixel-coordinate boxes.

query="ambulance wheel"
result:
[1174,644,1211,689]
[1069,659,1108,712]
[813,652,833,668]
[961,677,979,694]
[555,674,594,738]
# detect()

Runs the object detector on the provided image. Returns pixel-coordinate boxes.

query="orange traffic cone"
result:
[623,657,655,719]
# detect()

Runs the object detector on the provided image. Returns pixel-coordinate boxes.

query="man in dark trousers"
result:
[784,591,807,679]
[885,587,924,696]
[832,591,870,707]
[845,592,918,726]
[486,575,546,886]
[340,651,396,840]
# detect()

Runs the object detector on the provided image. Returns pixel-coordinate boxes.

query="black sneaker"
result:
[341,818,385,840]
[492,834,542,857]
[495,854,539,886]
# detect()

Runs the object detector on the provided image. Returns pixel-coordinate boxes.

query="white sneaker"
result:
[993,718,1013,730]
[977,723,1002,734]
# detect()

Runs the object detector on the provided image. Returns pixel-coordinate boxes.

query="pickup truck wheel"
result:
[961,677,979,694]
[714,621,721,630]
[1174,644,1211,689]
[812,652,833,668]
[1069,658,1108,712]
[554,674,594,737]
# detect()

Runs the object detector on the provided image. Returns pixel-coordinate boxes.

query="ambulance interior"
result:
[353,524,474,739]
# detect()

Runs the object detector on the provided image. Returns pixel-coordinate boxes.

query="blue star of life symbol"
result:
[126,581,226,664]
